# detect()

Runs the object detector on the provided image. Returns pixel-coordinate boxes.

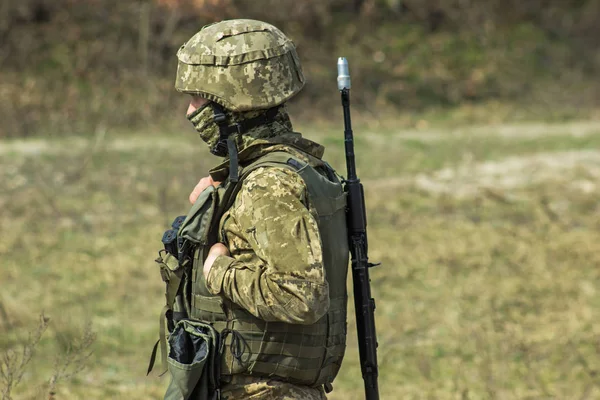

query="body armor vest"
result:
[158,151,349,388]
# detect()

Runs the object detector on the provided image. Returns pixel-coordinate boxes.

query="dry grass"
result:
[1,120,600,399]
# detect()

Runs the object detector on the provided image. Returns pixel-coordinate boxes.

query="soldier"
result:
[156,19,350,400]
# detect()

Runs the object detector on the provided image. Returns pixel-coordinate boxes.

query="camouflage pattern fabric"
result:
[176,19,305,111]
[170,18,347,397]
[221,375,327,400]
[185,63,331,323]
[187,102,222,151]
[180,94,349,390]
[186,100,326,181]
[205,163,330,324]
[187,101,297,156]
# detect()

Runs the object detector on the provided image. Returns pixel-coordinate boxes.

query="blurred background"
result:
[1,1,600,399]
[2,0,600,137]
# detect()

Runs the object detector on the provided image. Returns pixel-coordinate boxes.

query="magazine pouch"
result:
[164,319,221,400]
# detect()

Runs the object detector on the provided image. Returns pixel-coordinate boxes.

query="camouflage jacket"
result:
[203,107,331,324]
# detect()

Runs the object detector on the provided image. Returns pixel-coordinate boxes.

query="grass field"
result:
[1,120,600,399]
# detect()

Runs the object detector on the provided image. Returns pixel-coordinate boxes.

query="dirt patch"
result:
[364,120,600,143]
[366,150,600,196]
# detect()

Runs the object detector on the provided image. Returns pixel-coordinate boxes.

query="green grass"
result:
[1,121,600,399]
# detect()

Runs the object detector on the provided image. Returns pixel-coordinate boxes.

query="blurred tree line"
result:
[0,0,599,137]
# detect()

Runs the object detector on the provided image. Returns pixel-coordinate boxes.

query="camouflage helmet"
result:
[175,19,305,111]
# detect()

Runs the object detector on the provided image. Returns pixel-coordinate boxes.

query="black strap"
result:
[227,137,239,183]
[211,103,230,157]
[210,103,281,181]
[219,328,250,367]
[211,103,281,143]
[223,106,281,135]
[147,339,160,375]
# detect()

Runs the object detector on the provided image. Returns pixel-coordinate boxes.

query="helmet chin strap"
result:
[210,103,240,183]
[210,102,281,183]
[209,103,230,157]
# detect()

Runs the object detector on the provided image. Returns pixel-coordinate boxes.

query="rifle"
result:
[338,57,380,400]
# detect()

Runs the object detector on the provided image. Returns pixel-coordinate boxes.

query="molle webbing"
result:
[190,151,349,387]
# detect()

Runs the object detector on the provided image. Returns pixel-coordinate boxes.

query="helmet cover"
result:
[175,19,305,111]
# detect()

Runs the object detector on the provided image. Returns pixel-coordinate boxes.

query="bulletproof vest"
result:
[163,151,349,388]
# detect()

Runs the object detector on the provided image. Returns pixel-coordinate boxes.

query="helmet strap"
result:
[210,103,230,158]
[210,102,281,183]
[226,137,239,183]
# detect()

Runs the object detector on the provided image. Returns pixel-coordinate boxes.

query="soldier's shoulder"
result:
[241,165,306,198]
[229,165,308,218]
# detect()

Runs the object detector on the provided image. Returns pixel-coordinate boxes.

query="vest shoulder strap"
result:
[220,151,317,213]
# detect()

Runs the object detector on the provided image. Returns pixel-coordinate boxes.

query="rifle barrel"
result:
[338,57,380,400]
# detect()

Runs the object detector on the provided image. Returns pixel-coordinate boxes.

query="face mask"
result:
[186,102,223,154]
[187,101,289,159]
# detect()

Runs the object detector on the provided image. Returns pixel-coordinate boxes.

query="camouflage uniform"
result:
[159,19,348,400]
[195,106,331,325]
[197,104,334,399]
[206,162,329,324]
[220,375,326,400]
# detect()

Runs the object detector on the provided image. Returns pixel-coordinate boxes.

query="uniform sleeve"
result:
[205,166,330,325]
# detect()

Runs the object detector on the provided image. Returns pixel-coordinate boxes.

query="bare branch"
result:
[0,314,50,400]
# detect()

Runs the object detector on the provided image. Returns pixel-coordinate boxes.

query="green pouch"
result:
[179,186,219,246]
[164,320,221,400]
